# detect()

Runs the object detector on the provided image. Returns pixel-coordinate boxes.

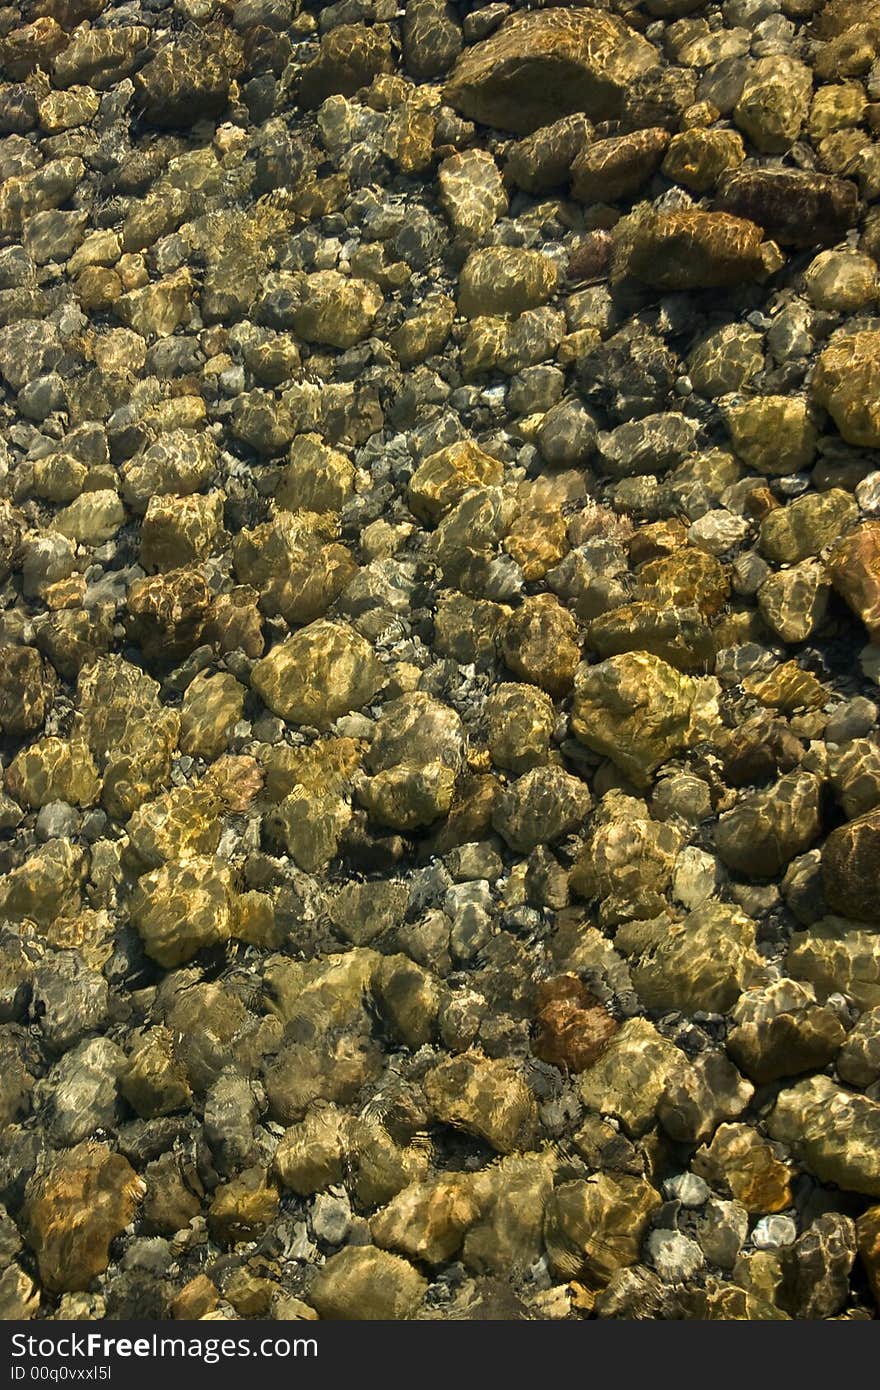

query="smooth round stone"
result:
[663,1173,710,1208]
[752,1214,797,1249]
[35,801,79,841]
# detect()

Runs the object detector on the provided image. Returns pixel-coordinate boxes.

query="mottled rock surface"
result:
[2,0,880,1326]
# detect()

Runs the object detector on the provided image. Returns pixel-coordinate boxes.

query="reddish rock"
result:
[533,975,618,1073]
[827,521,880,638]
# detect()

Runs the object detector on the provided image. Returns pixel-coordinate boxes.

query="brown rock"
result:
[822,808,880,922]
[827,521,880,635]
[693,1124,794,1214]
[571,129,669,204]
[24,1143,144,1293]
[857,1205,880,1311]
[532,975,618,1073]
[615,208,765,290]
[126,567,210,666]
[444,8,660,134]
[715,168,859,248]
[502,594,580,696]
[207,1167,279,1245]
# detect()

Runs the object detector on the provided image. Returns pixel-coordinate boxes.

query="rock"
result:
[571,651,719,787]
[788,920,880,1011]
[462,1152,557,1277]
[0,839,86,928]
[813,331,880,448]
[119,1027,191,1119]
[768,1076,880,1197]
[693,1123,794,1214]
[822,808,880,922]
[358,692,463,831]
[390,294,455,367]
[129,856,234,968]
[126,569,211,667]
[571,794,683,924]
[827,522,880,638]
[614,209,764,290]
[597,412,697,479]
[373,953,442,1048]
[422,1053,538,1153]
[292,270,383,349]
[273,1105,348,1196]
[759,490,857,565]
[6,737,100,810]
[403,0,462,79]
[779,1214,856,1319]
[662,127,745,194]
[37,86,100,134]
[52,492,124,544]
[733,55,813,152]
[140,492,224,571]
[837,1007,880,1089]
[23,1144,143,1293]
[0,647,56,736]
[502,594,580,696]
[207,1167,279,1245]
[308,1246,426,1320]
[233,512,356,626]
[121,431,217,514]
[531,975,617,1073]
[857,1206,880,1310]
[251,620,384,727]
[726,980,847,1084]
[725,395,817,475]
[577,1016,688,1137]
[276,434,355,513]
[295,24,394,109]
[327,878,408,948]
[716,772,822,879]
[408,440,502,523]
[757,561,830,644]
[544,1173,661,1287]
[126,785,220,870]
[484,683,555,774]
[648,1230,705,1284]
[458,247,559,318]
[631,901,764,1014]
[657,1049,755,1145]
[77,656,179,820]
[39,1037,123,1147]
[0,1264,39,1320]
[371,1174,479,1265]
[716,168,859,248]
[179,670,246,761]
[571,129,669,204]
[593,1267,673,1320]
[133,34,238,128]
[492,766,591,854]
[692,1197,749,1270]
[804,250,878,312]
[438,150,507,241]
[688,323,763,398]
[505,114,593,195]
[444,8,659,134]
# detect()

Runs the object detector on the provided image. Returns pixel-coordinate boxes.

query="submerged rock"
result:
[444,8,659,134]
[23,1144,144,1293]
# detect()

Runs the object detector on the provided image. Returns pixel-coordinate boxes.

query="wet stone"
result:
[23,1144,144,1294]
[444,8,660,134]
